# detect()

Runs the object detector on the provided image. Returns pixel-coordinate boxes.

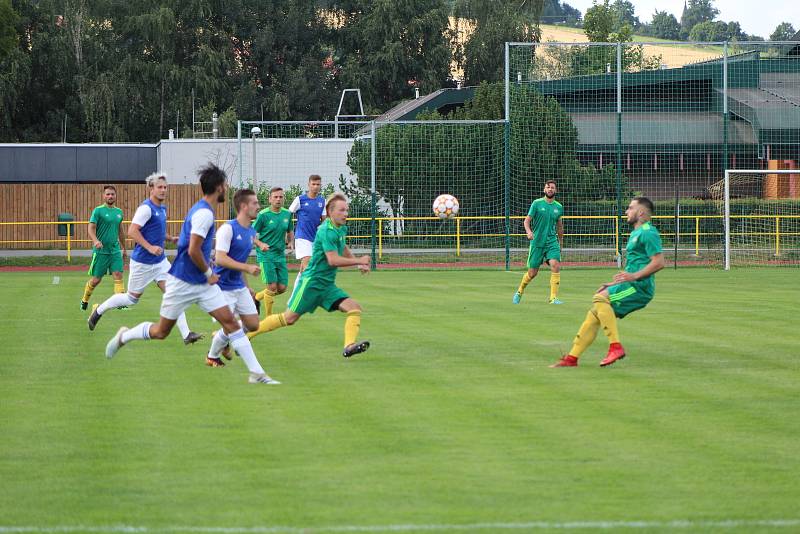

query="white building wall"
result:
[158,138,358,190]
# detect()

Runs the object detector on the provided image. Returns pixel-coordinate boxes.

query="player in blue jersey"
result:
[87,173,201,344]
[288,174,326,273]
[205,188,265,368]
[104,163,279,385]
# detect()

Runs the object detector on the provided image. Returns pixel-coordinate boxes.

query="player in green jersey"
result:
[513,180,565,305]
[252,187,294,316]
[551,197,665,368]
[81,185,127,310]
[247,192,371,358]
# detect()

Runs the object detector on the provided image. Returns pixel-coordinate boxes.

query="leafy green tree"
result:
[650,10,681,40]
[454,0,543,85]
[0,0,18,59]
[610,0,639,31]
[770,22,796,41]
[680,0,719,39]
[688,20,728,42]
[330,0,452,113]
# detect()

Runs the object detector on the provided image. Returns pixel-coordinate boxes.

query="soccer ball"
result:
[433,194,460,219]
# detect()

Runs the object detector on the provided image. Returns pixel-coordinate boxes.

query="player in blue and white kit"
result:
[104,163,279,385]
[204,189,265,368]
[288,174,326,272]
[87,173,200,344]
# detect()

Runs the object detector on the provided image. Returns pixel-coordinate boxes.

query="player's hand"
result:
[247,264,260,276]
[613,271,636,284]
[149,245,163,256]
[93,240,103,249]
[258,243,269,252]
[526,231,533,240]
[207,273,220,285]
[358,255,371,266]
[357,264,370,274]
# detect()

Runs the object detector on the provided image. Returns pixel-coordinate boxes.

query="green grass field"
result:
[1,268,798,533]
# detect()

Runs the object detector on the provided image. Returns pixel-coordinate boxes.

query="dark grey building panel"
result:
[13,147,47,182]
[45,146,78,181]
[107,147,140,181]
[0,147,15,180]
[77,147,109,181]
[137,147,158,180]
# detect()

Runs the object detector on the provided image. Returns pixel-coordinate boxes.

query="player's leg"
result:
[598,284,652,367]
[207,296,279,384]
[254,259,277,315]
[514,245,543,303]
[248,272,314,340]
[547,258,562,304]
[111,251,125,294]
[89,259,150,330]
[153,262,202,344]
[105,315,177,358]
[82,252,107,309]
[551,295,602,368]
[336,297,370,358]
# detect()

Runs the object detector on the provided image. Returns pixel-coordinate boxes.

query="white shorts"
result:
[127,258,171,294]
[295,238,313,259]
[159,274,228,320]
[222,287,258,317]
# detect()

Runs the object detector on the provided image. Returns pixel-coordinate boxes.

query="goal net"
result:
[708,169,800,268]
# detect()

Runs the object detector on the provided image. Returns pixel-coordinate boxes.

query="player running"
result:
[513,180,564,305]
[81,185,126,310]
[289,174,325,273]
[104,163,279,385]
[247,193,371,358]
[87,173,201,344]
[551,197,664,368]
[253,187,294,317]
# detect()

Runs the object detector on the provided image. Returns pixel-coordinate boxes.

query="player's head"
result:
[234,188,260,219]
[269,187,284,210]
[145,172,168,202]
[308,174,322,197]
[543,180,557,199]
[326,192,349,225]
[626,197,654,225]
[103,185,117,205]
[198,163,227,203]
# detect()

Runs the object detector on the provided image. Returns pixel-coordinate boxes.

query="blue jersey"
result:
[214,219,256,291]
[292,194,325,241]
[131,199,167,265]
[169,199,215,284]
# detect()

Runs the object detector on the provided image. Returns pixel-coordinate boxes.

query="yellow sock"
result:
[517,272,534,295]
[114,279,124,294]
[549,272,561,301]
[568,309,600,358]
[592,294,620,344]
[247,312,288,340]
[344,310,362,347]
[263,289,276,316]
[82,280,96,302]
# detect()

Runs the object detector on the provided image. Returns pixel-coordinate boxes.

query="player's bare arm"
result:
[612,253,665,284]
[557,219,564,249]
[285,230,294,252]
[215,249,260,277]
[524,215,533,240]
[342,246,370,273]
[325,249,370,269]
[128,223,162,257]
[253,238,269,253]
[118,223,127,256]
[88,222,102,249]
[188,233,218,284]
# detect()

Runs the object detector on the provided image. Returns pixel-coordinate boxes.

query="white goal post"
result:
[715,169,800,270]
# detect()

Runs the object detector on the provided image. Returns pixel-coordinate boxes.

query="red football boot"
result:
[550,355,578,367]
[600,343,626,367]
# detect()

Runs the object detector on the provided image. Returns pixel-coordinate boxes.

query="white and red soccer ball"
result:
[432,194,460,219]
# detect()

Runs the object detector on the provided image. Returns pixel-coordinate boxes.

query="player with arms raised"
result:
[551,197,664,368]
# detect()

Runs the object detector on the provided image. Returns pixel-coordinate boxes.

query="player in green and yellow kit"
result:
[81,185,127,310]
[551,197,665,368]
[247,192,371,358]
[513,180,564,305]
[252,187,294,316]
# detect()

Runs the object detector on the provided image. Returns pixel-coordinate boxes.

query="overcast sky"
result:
[562,1,798,39]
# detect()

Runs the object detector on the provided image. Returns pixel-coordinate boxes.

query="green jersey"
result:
[303,219,347,285]
[253,207,293,261]
[527,198,563,247]
[624,222,663,293]
[89,204,123,254]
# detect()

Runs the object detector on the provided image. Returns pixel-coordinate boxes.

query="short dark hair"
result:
[233,188,255,211]
[545,180,557,187]
[308,174,322,182]
[103,185,116,192]
[269,187,284,195]
[198,163,227,195]
[634,196,654,214]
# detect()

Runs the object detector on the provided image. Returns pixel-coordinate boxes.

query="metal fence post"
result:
[370,121,377,270]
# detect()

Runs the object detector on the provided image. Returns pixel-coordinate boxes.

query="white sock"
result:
[120,322,153,345]
[98,293,138,315]
[176,313,191,339]
[228,329,265,375]
[208,330,229,358]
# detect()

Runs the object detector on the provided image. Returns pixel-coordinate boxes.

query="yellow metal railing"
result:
[1,214,798,262]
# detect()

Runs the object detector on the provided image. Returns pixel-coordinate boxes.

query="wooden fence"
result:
[0,183,230,249]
